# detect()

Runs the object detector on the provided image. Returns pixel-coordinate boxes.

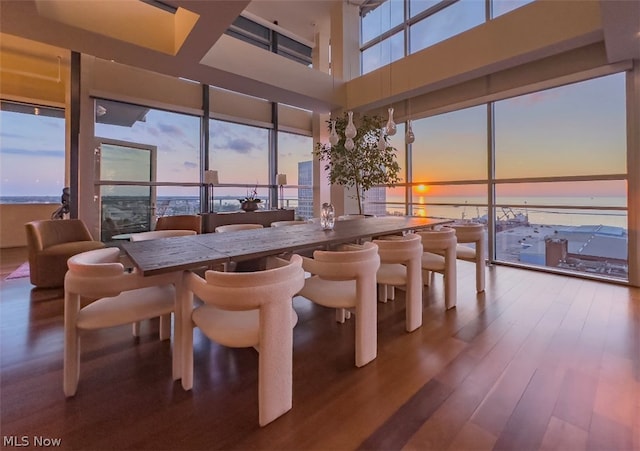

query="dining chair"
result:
[128,229,197,337]
[63,247,180,396]
[415,228,457,310]
[373,233,424,332]
[155,214,202,234]
[447,223,486,293]
[215,224,264,233]
[181,255,305,426]
[298,242,380,367]
[270,220,308,227]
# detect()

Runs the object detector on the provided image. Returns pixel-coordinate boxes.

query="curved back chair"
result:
[448,223,485,293]
[155,215,202,234]
[25,219,105,288]
[270,220,308,227]
[181,255,305,426]
[415,228,457,310]
[298,242,380,367]
[215,224,264,233]
[63,247,180,396]
[373,233,424,332]
[129,230,197,241]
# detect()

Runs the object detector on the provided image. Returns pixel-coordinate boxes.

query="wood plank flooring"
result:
[1,248,638,450]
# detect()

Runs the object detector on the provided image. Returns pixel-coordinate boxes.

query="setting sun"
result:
[415,184,429,193]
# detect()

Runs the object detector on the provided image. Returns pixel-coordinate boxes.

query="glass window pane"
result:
[411,105,487,182]
[362,0,405,45]
[411,183,488,220]
[278,131,313,217]
[410,0,442,18]
[209,119,270,185]
[409,0,485,54]
[494,74,627,178]
[491,0,535,18]
[365,122,406,216]
[495,180,627,208]
[493,204,628,281]
[362,31,404,74]
[0,102,65,200]
[95,99,201,185]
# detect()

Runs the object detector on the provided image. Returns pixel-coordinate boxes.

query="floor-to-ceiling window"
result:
[208,119,271,212]
[0,101,65,204]
[493,73,628,280]
[94,98,201,238]
[411,105,488,221]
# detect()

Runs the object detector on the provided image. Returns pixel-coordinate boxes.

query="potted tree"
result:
[315,112,401,215]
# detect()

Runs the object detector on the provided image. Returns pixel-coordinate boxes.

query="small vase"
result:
[345,111,357,139]
[385,107,396,136]
[320,203,335,230]
[329,120,339,146]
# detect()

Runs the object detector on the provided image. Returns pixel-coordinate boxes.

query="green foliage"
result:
[314,112,401,214]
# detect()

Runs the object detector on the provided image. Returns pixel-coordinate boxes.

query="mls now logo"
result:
[3,436,62,447]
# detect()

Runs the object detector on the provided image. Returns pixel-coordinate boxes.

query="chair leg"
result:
[378,284,387,303]
[132,322,141,337]
[335,308,346,323]
[354,278,377,367]
[181,287,194,391]
[388,286,395,301]
[444,247,457,309]
[258,302,293,426]
[159,314,171,340]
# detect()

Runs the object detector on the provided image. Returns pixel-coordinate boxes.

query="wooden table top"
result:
[122,216,451,276]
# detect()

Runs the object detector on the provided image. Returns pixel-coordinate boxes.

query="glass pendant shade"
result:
[405,120,415,144]
[345,111,357,139]
[329,120,339,146]
[344,137,355,151]
[385,107,396,136]
[377,128,386,151]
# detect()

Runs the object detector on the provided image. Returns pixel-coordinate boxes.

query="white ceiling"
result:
[0,0,347,112]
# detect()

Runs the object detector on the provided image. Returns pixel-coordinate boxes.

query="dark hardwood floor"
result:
[1,249,638,450]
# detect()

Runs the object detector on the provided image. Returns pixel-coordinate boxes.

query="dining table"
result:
[120,215,453,386]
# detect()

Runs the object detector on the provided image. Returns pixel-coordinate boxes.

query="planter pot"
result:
[240,200,260,212]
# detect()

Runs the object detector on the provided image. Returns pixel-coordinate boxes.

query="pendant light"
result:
[405,120,415,144]
[386,107,396,136]
[329,120,339,146]
[345,111,357,139]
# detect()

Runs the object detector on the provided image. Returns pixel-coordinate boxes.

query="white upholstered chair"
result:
[373,233,424,332]
[448,223,486,293]
[415,228,457,310]
[215,224,263,233]
[63,247,180,396]
[298,242,380,367]
[181,255,305,426]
